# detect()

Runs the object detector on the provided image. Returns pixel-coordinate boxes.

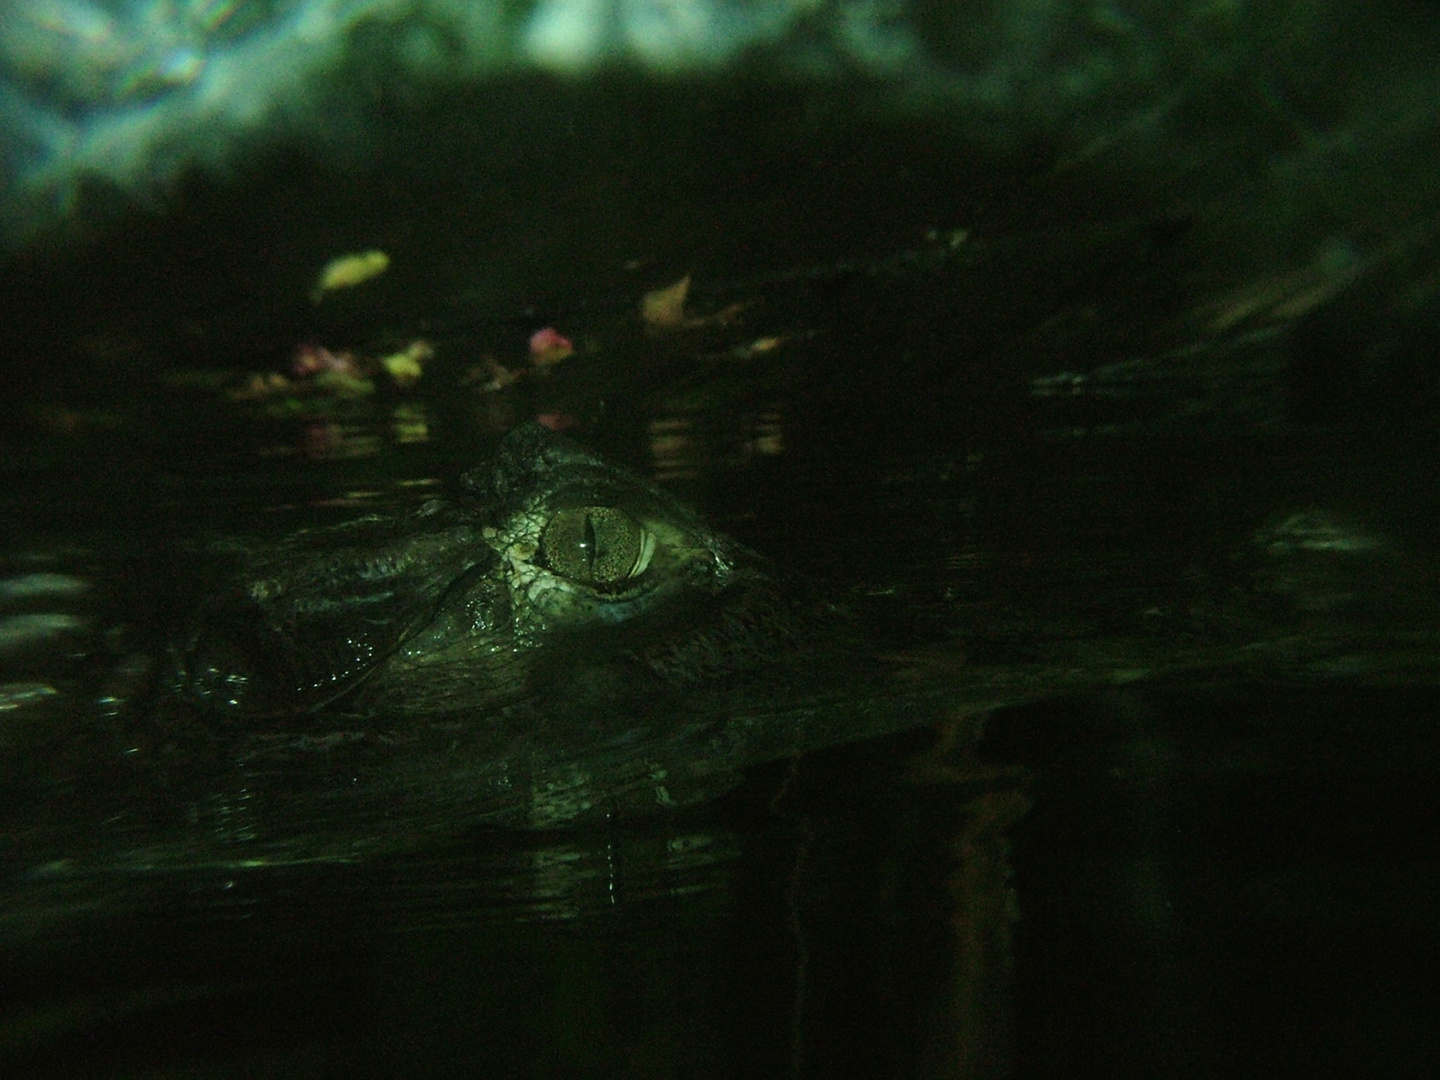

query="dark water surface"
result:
[3,71,1440,1078]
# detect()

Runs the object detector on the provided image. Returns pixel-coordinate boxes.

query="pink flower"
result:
[528,327,574,367]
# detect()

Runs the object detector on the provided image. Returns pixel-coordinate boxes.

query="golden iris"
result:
[540,507,655,587]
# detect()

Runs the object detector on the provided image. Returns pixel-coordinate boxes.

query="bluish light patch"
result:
[3,0,389,230]
[0,1,1325,247]
[1,0,854,224]
[0,573,90,600]
[523,0,806,74]
[617,0,787,73]
[0,0,959,242]
[1,0,394,235]
[834,0,921,76]
[524,0,611,73]
[0,613,86,650]
[0,682,59,711]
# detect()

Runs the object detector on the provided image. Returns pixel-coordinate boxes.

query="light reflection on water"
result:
[646,407,789,485]
[648,414,698,481]
[0,729,1024,1077]
[250,403,432,464]
[382,827,745,929]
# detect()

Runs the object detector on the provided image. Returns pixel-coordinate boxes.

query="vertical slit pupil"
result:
[582,514,597,575]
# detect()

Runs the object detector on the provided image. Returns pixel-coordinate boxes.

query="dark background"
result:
[3,2,1440,1076]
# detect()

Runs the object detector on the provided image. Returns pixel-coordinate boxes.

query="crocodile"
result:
[1,423,923,873]
[4,423,1438,877]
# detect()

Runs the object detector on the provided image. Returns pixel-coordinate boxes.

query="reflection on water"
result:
[2,326,1033,1080]
[383,826,746,927]
[2,168,1439,1077]
[648,408,788,485]
[1,717,1024,1079]
[750,410,786,459]
[648,414,697,481]
[252,403,432,463]
[391,403,430,445]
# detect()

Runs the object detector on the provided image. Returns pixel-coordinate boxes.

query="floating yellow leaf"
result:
[381,339,433,387]
[641,275,692,330]
[311,249,390,302]
[641,275,749,331]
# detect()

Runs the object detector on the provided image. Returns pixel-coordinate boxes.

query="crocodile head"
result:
[174,422,776,724]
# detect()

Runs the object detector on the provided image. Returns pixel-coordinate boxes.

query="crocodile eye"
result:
[540,506,656,587]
